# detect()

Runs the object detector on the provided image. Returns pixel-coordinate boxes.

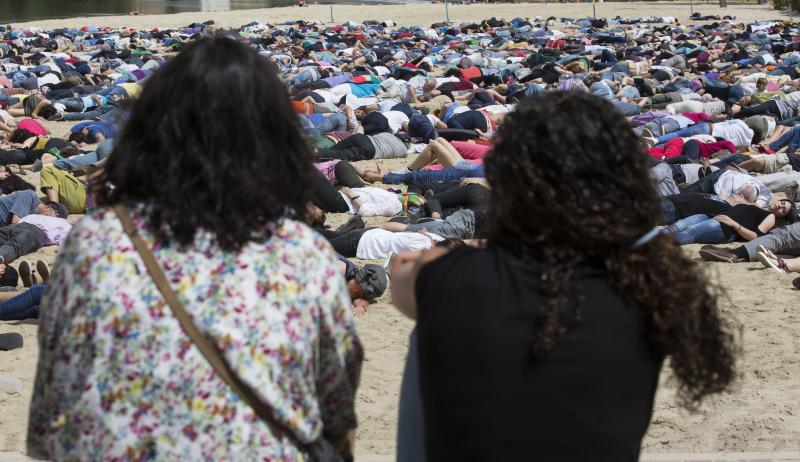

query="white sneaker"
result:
[391,167,411,175]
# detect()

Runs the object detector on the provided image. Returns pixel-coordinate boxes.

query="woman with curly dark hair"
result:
[28,36,362,461]
[392,92,737,461]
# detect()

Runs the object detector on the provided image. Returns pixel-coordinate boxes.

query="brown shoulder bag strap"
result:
[113,204,311,451]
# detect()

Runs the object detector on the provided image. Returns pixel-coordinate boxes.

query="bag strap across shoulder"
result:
[113,204,311,450]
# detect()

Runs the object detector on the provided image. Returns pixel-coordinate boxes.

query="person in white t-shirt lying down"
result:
[338,186,405,217]
[318,225,454,260]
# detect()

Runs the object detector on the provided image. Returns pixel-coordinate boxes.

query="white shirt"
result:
[383,111,410,134]
[36,73,60,88]
[481,104,514,114]
[355,229,442,259]
[435,77,460,86]
[19,215,72,245]
[312,89,338,104]
[711,120,754,147]
[408,75,427,96]
[426,114,443,126]
[373,66,391,76]
[714,170,771,207]
[340,187,402,217]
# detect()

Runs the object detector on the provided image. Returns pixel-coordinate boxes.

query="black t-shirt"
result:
[416,245,663,462]
[669,192,731,219]
[788,152,800,171]
[717,203,770,239]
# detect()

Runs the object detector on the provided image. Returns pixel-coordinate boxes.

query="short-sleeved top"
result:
[0,190,40,226]
[446,110,488,132]
[70,121,118,140]
[415,245,662,461]
[117,82,142,97]
[716,203,770,239]
[667,193,731,219]
[23,94,43,116]
[368,132,407,159]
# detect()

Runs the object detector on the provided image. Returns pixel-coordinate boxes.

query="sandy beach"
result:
[1,2,799,459]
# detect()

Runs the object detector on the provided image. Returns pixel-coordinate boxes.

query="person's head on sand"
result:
[96,36,313,251]
[486,91,737,407]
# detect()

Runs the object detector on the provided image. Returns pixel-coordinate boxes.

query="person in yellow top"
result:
[117,82,142,98]
[39,166,87,215]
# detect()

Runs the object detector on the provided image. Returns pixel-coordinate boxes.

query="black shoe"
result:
[0,333,23,351]
[335,216,365,235]
[388,216,410,224]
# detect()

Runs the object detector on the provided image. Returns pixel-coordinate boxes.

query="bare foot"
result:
[362,165,383,183]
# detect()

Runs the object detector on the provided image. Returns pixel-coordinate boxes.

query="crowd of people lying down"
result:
[0,11,786,460]
[1,14,800,326]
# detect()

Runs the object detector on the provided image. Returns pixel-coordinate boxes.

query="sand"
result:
[1,2,799,459]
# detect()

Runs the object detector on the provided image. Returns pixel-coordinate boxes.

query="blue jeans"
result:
[312,113,348,136]
[383,163,483,185]
[404,209,476,239]
[769,125,800,154]
[660,199,678,225]
[666,214,731,245]
[291,69,317,87]
[54,138,114,171]
[656,123,711,146]
[96,86,128,97]
[0,284,44,321]
[63,106,117,122]
[636,117,680,137]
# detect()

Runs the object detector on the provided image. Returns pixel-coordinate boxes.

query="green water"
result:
[1,0,297,23]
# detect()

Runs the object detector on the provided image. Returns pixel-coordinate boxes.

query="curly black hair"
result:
[95,36,314,251]
[8,128,33,144]
[0,171,35,194]
[485,92,737,408]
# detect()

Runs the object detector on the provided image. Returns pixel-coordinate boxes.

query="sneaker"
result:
[391,166,411,175]
[35,260,51,284]
[699,245,743,263]
[32,159,43,172]
[18,261,32,288]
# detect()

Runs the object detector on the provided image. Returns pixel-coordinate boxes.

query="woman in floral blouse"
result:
[28,37,363,461]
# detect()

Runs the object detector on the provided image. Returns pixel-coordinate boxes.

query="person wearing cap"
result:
[338,255,388,315]
[0,200,70,266]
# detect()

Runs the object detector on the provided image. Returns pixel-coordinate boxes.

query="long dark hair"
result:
[0,171,35,194]
[96,36,313,251]
[485,92,736,408]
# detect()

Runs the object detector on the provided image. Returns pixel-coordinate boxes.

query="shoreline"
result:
[9,2,785,30]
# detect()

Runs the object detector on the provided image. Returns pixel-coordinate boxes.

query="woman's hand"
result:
[714,215,736,227]
[390,247,450,320]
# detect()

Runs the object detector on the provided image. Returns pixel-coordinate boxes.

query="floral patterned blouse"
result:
[28,208,363,461]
